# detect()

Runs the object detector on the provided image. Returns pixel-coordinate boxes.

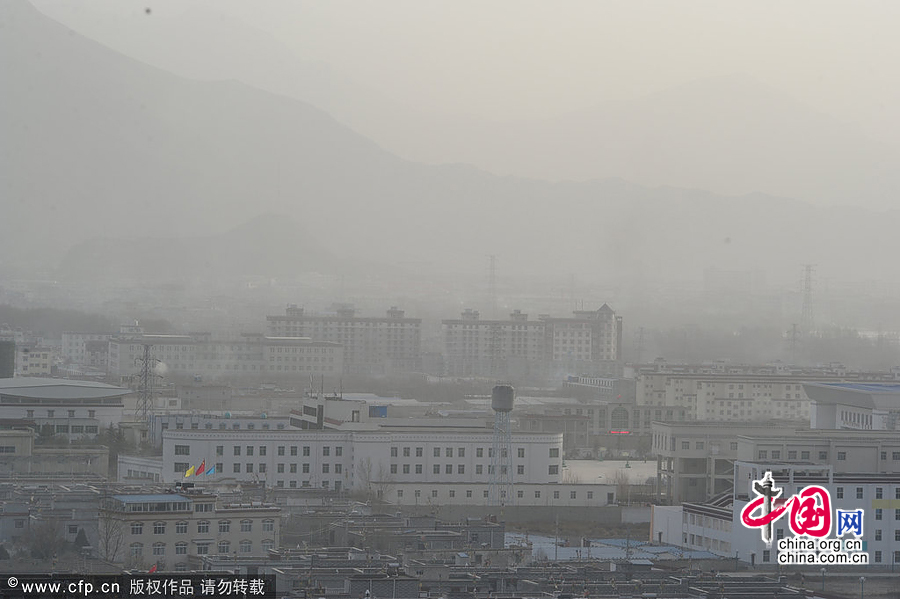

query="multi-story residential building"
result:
[266,305,421,375]
[147,412,292,447]
[442,305,622,380]
[157,424,608,506]
[15,345,54,376]
[61,323,144,365]
[98,491,280,570]
[0,377,127,440]
[107,333,342,382]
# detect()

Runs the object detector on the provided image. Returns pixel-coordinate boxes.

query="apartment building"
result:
[61,323,144,365]
[15,345,54,376]
[98,491,280,570]
[266,305,421,375]
[107,333,342,382]
[442,305,622,380]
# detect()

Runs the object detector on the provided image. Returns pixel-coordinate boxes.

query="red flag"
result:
[196,460,205,476]
[148,564,157,574]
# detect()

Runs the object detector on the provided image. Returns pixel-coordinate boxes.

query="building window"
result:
[682,441,690,450]
[434,447,440,458]
[837,452,846,461]
[218,541,230,554]
[875,550,882,563]
[587,492,594,499]
[549,465,559,475]
[434,464,441,474]
[240,540,252,553]
[278,446,285,456]
[875,529,882,541]
[553,491,560,499]
[570,491,577,499]
[323,446,330,457]
[175,542,187,555]
[219,521,230,533]
[197,521,209,533]
[415,447,423,457]
[131,522,143,535]
[535,491,541,499]
[483,490,489,498]
[476,448,484,458]
[518,448,525,458]
[801,451,810,460]
[857,487,864,499]
[152,543,165,556]
[402,464,409,474]
[196,544,209,555]
[875,509,882,521]
[762,550,770,562]
[233,446,241,456]
[771,450,780,460]
[241,520,252,532]
[758,451,767,460]
[130,543,143,558]
[263,519,274,532]
[876,487,883,499]
[153,522,165,535]
[836,487,844,499]
[176,521,187,534]
[290,446,298,456]
[174,445,190,456]
[549,448,559,458]
[431,490,438,498]
[819,451,828,460]
[233,464,241,473]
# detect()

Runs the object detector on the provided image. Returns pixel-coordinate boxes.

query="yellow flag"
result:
[184,465,195,477]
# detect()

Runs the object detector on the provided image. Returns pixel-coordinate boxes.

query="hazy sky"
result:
[31,0,900,134]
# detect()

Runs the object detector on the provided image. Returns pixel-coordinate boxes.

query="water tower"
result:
[489,384,515,506]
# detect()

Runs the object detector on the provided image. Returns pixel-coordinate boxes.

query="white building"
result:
[266,305,422,375]
[157,424,617,506]
[652,428,900,568]
[107,333,342,382]
[0,377,127,439]
[805,382,900,430]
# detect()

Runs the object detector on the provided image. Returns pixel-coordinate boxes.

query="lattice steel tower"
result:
[489,384,515,506]
[134,344,159,424]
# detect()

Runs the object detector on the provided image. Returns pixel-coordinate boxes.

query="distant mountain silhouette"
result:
[30,3,900,208]
[4,0,900,287]
[55,215,347,282]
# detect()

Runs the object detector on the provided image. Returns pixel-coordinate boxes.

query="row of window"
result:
[395,488,607,500]
[26,409,97,418]
[129,519,275,535]
[165,422,286,431]
[129,539,275,557]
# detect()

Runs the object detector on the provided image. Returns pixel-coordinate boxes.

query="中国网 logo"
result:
[740,471,868,565]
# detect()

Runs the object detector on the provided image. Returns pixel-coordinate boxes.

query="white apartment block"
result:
[441,305,622,380]
[62,324,144,365]
[266,305,422,375]
[99,492,280,570]
[637,373,819,421]
[160,426,570,505]
[107,333,342,382]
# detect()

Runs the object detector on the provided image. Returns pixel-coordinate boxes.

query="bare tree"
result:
[98,511,125,563]
[29,518,64,560]
[373,463,396,502]
[613,470,631,505]
[354,456,374,501]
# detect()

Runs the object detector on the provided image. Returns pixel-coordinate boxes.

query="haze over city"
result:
[2,2,900,597]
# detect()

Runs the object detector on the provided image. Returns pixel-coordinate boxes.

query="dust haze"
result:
[3,0,900,364]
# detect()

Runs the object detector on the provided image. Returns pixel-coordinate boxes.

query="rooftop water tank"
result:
[491,385,515,412]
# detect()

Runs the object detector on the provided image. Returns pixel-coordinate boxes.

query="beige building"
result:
[441,305,622,380]
[266,305,422,375]
[15,345,54,376]
[99,491,280,571]
[107,333,342,383]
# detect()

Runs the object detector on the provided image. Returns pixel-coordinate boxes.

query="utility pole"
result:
[634,327,645,365]
[801,264,816,335]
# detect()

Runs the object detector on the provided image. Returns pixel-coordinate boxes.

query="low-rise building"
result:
[98,491,280,570]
